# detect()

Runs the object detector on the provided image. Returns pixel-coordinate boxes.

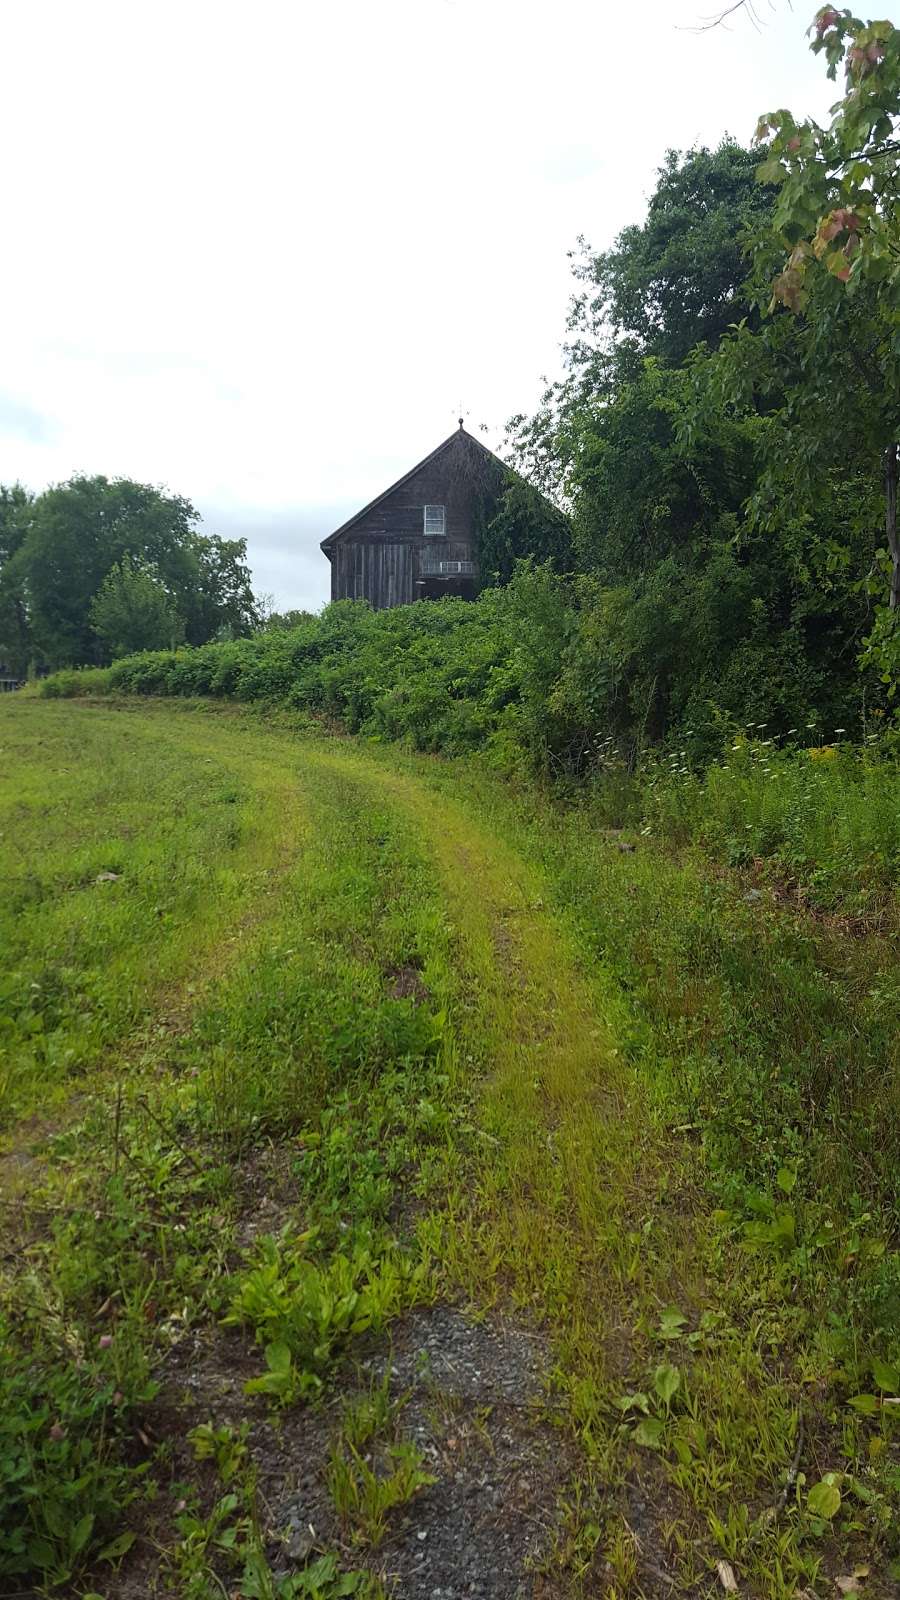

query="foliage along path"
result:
[0,701,893,1599]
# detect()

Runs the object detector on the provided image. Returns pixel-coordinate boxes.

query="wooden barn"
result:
[320,420,507,609]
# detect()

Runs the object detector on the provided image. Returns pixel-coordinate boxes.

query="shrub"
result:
[39,667,112,698]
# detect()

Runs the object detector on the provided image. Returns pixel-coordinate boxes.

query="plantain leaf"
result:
[807,1477,841,1519]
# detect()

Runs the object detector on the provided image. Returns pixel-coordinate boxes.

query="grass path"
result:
[0,703,317,1138]
[1,701,896,1599]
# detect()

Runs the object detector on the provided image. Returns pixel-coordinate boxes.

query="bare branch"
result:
[684,0,785,32]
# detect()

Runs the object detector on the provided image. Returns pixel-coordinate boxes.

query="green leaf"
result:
[658,1307,687,1340]
[297,1555,339,1592]
[847,1393,880,1416]
[99,1530,136,1561]
[633,1417,665,1449]
[245,1340,295,1396]
[776,1166,797,1194]
[70,1513,95,1556]
[757,158,786,185]
[614,1391,650,1413]
[654,1363,681,1406]
[266,1339,292,1373]
[807,1477,841,1519]
[871,1358,899,1393]
[27,1538,55,1569]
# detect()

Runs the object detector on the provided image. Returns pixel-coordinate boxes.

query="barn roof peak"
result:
[320,423,506,554]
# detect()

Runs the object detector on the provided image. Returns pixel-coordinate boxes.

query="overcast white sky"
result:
[1,0,835,610]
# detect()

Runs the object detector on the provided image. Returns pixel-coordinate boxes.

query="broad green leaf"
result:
[614,1391,650,1413]
[776,1166,797,1194]
[847,1393,879,1416]
[658,1307,687,1340]
[757,158,786,185]
[70,1513,95,1556]
[654,1363,681,1406]
[99,1530,136,1561]
[807,1478,841,1518]
[633,1417,665,1449]
[265,1339,292,1374]
[871,1358,899,1392]
[27,1538,55,1569]
[297,1555,340,1592]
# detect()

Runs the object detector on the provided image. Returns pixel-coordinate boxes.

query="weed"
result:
[337,1372,397,1451]
[188,1420,250,1483]
[326,1438,435,1547]
[225,1233,431,1400]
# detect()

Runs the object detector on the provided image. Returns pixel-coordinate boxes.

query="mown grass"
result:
[0,701,315,1129]
[308,739,900,1596]
[0,703,457,1593]
[1,698,898,1598]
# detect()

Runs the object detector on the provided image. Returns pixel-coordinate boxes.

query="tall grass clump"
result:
[643,733,900,913]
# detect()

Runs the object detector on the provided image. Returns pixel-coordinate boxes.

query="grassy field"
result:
[1,698,898,1599]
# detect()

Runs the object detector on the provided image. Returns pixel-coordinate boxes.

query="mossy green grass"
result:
[0,698,897,1597]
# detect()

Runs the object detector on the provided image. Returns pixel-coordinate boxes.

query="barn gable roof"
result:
[320,423,508,558]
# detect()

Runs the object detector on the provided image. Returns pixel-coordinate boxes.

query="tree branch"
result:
[686,0,780,32]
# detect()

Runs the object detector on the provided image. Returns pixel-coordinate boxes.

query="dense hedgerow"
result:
[41,579,565,767]
[40,563,888,759]
[38,568,900,915]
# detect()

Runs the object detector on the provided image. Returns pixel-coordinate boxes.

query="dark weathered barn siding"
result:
[332,541,415,607]
[322,426,503,610]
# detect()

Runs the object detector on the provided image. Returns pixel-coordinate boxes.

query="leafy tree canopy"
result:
[569,140,775,370]
[507,140,776,500]
[0,486,34,676]
[90,556,184,658]
[1,474,258,669]
[505,92,893,746]
[681,8,900,691]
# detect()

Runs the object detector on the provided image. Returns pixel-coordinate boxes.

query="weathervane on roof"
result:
[456,402,469,430]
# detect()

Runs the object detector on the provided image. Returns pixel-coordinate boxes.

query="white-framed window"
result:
[423,503,446,537]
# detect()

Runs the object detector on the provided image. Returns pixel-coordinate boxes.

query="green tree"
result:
[570,359,757,580]
[90,556,184,658]
[0,486,33,676]
[11,475,258,666]
[258,607,318,632]
[572,140,774,368]
[18,476,197,665]
[696,8,900,687]
[506,141,775,498]
[506,118,881,746]
[185,535,258,644]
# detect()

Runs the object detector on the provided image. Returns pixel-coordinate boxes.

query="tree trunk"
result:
[886,442,900,610]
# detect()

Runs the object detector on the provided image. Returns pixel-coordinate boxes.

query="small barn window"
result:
[423,504,446,537]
